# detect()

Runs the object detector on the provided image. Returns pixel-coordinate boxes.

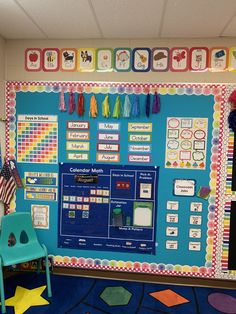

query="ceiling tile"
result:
[0,0,45,39]
[221,15,236,37]
[91,0,166,38]
[17,0,101,39]
[161,0,236,37]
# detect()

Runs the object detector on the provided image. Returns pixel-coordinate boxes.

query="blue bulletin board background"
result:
[6,81,223,278]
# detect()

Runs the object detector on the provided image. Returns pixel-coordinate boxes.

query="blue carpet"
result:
[2,272,236,314]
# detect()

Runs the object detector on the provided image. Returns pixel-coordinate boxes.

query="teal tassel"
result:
[123,95,131,118]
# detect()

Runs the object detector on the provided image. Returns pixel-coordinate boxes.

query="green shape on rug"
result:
[100,286,132,306]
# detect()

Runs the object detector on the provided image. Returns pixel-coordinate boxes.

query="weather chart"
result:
[6,79,236,281]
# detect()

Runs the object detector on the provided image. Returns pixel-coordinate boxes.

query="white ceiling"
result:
[1,0,236,39]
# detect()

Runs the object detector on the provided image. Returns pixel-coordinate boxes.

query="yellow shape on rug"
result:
[3,285,49,314]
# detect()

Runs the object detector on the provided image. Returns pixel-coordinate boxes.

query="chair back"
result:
[0,212,38,250]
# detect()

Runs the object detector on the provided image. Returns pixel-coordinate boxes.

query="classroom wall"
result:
[0,35,6,217]
[0,35,5,117]
[3,37,236,279]
[5,37,236,83]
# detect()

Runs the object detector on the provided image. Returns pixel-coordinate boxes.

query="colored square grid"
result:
[149,289,189,307]
[17,122,58,163]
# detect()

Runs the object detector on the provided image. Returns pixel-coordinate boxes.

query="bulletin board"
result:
[5,80,236,280]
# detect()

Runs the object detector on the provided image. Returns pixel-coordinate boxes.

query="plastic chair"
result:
[0,212,52,313]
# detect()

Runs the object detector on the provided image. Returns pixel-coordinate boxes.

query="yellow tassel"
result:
[102,95,110,118]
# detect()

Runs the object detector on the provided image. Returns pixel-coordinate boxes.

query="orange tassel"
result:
[89,95,98,118]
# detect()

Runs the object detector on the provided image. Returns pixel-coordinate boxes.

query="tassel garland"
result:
[59,90,66,111]
[89,95,98,118]
[152,91,161,113]
[113,96,121,119]
[131,95,140,117]
[69,92,75,114]
[102,95,110,118]
[77,93,84,116]
[123,95,131,118]
[145,93,150,117]
[229,90,236,109]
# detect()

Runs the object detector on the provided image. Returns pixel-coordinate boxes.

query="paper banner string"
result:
[113,96,122,119]
[131,95,140,117]
[89,95,98,118]
[77,93,84,116]
[123,95,131,118]
[102,95,110,118]
[59,90,66,111]
[68,92,75,114]
[146,93,150,117]
[152,91,161,113]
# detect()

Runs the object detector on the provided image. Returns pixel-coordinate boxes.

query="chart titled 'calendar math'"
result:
[58,163,159,254]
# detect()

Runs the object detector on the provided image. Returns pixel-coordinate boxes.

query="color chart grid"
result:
[17,121,58,163]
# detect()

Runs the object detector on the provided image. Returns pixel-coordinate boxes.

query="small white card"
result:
[190,215,202,225]
[166,240,178,249]
[174,179,195,196]
[166,227,178,236]
[189,228,201,238]
[190,202,203,212]
[140,183,152,199]
[166,213,178,223]
[31,204,49,229]
[189,241,201,251]
[166,201,179,210]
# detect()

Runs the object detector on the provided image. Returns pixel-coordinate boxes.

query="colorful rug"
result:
[2,272,236,314]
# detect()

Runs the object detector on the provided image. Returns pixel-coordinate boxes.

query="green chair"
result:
[0,212,52,313]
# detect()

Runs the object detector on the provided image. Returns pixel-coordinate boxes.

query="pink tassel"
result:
[69,92,75,114]
[59,90,66,111]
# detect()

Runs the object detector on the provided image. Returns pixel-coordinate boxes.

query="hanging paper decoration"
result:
[102,95,110,118]
[152,91,161,113]
[113,96,122,119]
[131,95,140,117]
[89,95,98,118]
[146,93,150,117]
[229,90,236,109]
[228,90,236,131]
[123,95,131,118]
[228,110,236,131]
[69,92,75,114]
[77,93,84,116]
[59,90,66,111]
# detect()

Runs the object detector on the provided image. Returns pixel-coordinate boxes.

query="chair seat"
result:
[0,242,46,266]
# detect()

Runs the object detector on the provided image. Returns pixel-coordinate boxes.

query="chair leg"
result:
[37,258,41,274]
[45,256,52,297]
[0,260,6,313]
[41,245,52,297]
